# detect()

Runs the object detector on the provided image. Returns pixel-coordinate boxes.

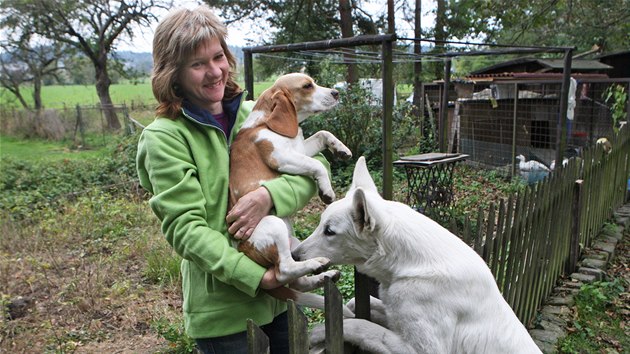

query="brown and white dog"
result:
[229,73,352,314]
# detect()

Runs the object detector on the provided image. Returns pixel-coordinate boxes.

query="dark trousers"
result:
[195,312,289,354]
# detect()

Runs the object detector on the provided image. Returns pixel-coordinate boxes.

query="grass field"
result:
[1,80,415,110]
[0,135,109,162]
[0,81,276,109]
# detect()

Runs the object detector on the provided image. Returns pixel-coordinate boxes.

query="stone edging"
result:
[528,203,630,353]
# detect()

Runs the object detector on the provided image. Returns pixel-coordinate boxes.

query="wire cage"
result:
[454,78,623,173]
[394,152,468,221]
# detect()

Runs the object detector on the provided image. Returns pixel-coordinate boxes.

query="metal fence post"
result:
[243,49,254,101]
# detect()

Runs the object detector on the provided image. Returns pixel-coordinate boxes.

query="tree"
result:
[0,13,66,111]
[1,0,167,130]
[412,0,422,110]
[490,0,630,52]
[206,0,385,78]
[431,0,630,53]
[339,0,358,84]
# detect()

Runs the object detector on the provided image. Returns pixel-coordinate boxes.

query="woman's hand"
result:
[226,187,273,240]
[259,268,284,290]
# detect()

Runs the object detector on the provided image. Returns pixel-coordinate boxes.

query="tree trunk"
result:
[33,73,43,110]
[94,54,120,130]
[413,0,422,109]
[412,0,426,139]
[387,0,395,34]
[338,0,358,84]
[434,0,447,80]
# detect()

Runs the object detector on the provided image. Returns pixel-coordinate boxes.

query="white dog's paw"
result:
[309,322,326,346]
[307,256,331,273]
[289,269,340,292]
[315,269,341,284]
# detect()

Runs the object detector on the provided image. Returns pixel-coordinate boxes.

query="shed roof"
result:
[470,57,612,75]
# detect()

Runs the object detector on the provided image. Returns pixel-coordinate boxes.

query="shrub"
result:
[301,84,435,190]
[0,133,141,221]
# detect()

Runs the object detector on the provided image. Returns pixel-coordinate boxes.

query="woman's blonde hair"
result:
[152,5,241,119]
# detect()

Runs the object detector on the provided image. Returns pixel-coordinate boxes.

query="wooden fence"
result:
[247,126,629,352]
[0,103,146,145]
[460,125,629,325]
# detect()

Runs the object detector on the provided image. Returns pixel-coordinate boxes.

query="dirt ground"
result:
[1,194,627,353]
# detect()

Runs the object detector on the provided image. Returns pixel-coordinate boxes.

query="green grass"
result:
[0,135,109,162]
[558,278,628,353]
[1,80,414,110]
[0,83,154,109]
[0,81,277,109]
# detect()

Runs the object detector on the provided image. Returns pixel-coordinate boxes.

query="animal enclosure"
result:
[241,35,630,352]
[246,127,630,353]
[451,78,628,172]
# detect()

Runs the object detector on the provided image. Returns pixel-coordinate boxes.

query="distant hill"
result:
[115,45,245,75]
[116,51,153,74]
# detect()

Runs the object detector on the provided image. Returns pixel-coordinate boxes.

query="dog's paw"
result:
[326,269,341,283]
[319,189,335,204]
[309,323,326,347]
[315,269,341,284]
[309,256,331,273]
[334,147,352,160]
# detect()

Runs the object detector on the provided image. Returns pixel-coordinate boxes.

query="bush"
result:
[301,84,435,190]
[0,133,140,221]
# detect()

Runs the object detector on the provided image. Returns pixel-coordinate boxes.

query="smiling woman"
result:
[135,5,323,354]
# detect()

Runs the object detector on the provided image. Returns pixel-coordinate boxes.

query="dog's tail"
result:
[265,287,355,318]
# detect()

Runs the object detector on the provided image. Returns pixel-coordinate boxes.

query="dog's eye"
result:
[323,225,335,236]
[303,83,314,90]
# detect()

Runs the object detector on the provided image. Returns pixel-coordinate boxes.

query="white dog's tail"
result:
[266,287,355,318]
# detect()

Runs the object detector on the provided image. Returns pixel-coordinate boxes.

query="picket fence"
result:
[247,126,630,353]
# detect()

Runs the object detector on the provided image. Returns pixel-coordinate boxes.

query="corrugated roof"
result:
[470,57,612,75]
[594,50,630,59]
[537,59,613,70]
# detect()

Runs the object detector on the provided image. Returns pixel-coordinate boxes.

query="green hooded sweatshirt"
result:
[136,92,328,338]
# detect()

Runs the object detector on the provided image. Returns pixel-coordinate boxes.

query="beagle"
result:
[229,73,352,314]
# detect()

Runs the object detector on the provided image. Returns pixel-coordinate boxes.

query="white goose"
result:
[516,154,550,172]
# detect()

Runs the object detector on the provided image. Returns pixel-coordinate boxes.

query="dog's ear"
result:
[348,156,378,195]
[265,88,299,138]
[352,188,376,234]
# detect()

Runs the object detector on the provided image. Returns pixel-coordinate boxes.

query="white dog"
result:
[293,157,542,354]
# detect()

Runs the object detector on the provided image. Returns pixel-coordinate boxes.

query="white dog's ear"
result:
[352,188,376,233]
[348,156,378,194]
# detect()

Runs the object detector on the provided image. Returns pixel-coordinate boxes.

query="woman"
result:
[136,6,328,353]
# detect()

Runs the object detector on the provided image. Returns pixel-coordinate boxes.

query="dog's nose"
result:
[331,90,339,100]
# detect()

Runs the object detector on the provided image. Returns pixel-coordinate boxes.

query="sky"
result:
[117,0,435,53]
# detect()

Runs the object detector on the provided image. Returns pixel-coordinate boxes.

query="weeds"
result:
[559,278,628,353]
[152,317,196,353]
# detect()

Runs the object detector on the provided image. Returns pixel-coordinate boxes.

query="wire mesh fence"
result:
[0,103,149,147]
[447,78,628,177]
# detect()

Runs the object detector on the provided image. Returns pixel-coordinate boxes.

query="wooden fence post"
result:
[324,277,347,354]
[287,300,309,354]
[567,179,583,274]
[247,319,270,354]
[122,103,134,135]
[74,104,86,147]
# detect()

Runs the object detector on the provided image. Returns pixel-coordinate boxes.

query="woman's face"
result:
[177,37,229,114]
